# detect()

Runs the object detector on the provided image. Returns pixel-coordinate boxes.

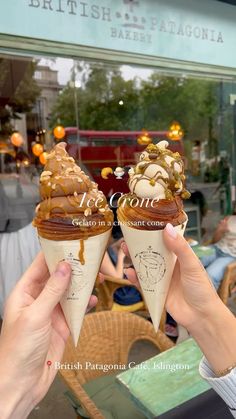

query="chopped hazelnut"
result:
[74,191,78,197]
[84,208,92,217]
[41,170,52,177]
[40,176,50,182]
[65,168,74,174]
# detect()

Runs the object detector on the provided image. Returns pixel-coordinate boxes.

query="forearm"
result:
[189,301,236,375]
[100,252,118,277]
[0,350,34,419]
[211,229,224,243]
[0,378,33,419]
[115,254,125,278]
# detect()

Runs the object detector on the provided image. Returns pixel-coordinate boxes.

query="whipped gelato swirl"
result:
[34,142,113,240]
[128,140,189,201]
[117,140,189,230]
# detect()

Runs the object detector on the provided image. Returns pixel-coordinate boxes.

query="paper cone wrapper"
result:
[120,220,187,332]
[39,230,111,346]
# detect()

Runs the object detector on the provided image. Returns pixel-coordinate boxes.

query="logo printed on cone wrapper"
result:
[135,246,166,292]
[63,253,85,297]
[39,229,111,346]
[120,221,187,332]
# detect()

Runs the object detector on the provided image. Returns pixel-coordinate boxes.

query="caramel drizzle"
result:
[78,239,85,265]
[35,143,113,232]
[129,150,188,200]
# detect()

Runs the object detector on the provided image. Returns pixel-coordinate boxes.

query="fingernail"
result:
[165,223,177,239]
[55,262,70,276]
[120,241,125,250]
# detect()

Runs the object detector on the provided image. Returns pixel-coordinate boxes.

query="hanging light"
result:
[137,130,152,146]
[39,151,48,165]
[32,143,44,157]
[22,158,30,167]
[168,122,184,141]
[10,132,24,147]
[53,125,65,140]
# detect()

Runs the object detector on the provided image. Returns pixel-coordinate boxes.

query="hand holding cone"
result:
[118,140,189,331]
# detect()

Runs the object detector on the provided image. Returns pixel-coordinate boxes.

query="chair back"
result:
[62,311,174,385]
[218,261,236,304]
[95,275,132,311]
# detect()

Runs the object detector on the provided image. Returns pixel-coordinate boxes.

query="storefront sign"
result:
[0,0,236,68]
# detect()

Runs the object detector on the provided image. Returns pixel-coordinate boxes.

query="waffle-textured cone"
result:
[39,230,111,346]
[119,220,187,331]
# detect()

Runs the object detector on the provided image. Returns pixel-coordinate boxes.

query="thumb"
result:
[31,261,71,319]
[163,223,202,273]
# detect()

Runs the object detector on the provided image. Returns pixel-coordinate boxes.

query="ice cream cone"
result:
[117,140,190,332]
[33,142,113,345]
[40,229,111,346]
[120,221,187,331]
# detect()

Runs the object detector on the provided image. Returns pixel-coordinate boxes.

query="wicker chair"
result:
[95,275,145,312]
[218,261,236,305]
[60,311,174,419]
[95,275,166,332]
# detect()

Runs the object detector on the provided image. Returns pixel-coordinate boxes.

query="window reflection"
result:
[0,53,235,242]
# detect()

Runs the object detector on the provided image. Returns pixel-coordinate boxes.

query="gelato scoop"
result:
[33,142,113,241]
[118,140,189,230]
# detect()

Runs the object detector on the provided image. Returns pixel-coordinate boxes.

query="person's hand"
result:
[121,223,219,330]
[117,246,125,262]
[0,252,97,419]
[217,217,229,233]
[121,223,236,374]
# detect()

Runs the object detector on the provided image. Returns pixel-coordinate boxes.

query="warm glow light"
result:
[23,159,30,167]
[10,132,24,147]
[39,151,48,165]
[137,131,152,146]
[32,143,44,157]
[53,125,65,140]
[168,122,184,141]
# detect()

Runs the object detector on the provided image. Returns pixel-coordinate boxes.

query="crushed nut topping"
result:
[41,170,52,177]
[84,208,92,217]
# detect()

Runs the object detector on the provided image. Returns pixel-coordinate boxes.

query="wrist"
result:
[189,300,236,374]
[0,374,33,419]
